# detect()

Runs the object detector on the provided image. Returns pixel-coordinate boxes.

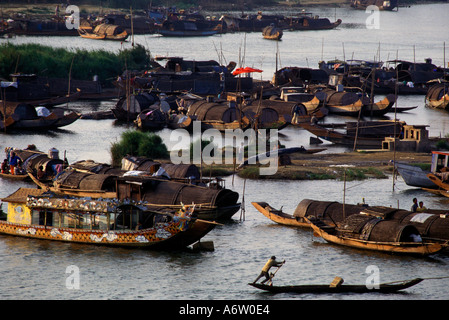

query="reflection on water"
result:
[0,3,449,300]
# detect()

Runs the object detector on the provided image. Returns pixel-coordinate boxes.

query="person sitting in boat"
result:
[417,201,428,212]
[37,166,46,181]
[1,159,9,174]
[15,160,26,175]
[253,256,285,284]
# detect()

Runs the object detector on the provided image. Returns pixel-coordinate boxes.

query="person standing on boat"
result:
[159,93,171,118]
[411,198,418,212]
[292,105,301,124]
[253,256,285,284]
[8,152,20,175]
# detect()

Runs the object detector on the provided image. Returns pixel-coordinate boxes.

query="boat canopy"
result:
[187,100,243,122]
[53,170,118,191]
[116,176,239,208]
[93,23,126,35]
[26,194,148,214]
[0,102,38,120]
[426,83,449,100]
[116,92,159,114]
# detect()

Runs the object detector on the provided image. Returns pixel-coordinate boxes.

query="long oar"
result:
[266,261,285,285]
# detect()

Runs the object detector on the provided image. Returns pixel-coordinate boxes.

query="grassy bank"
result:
[183,150,432,181]
[0,43,151,86]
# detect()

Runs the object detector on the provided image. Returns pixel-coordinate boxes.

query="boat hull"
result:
[300,122,385,148]
[395,162,435,189]
[249,278,423,294]
[158,30,218,37]
[252,202,309,228]
[309,221,442,255]
[0,218,208,249]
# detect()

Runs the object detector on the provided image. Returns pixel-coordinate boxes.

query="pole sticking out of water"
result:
[392,50,399,192]
[240,179,246,221]
[343,169,346,219]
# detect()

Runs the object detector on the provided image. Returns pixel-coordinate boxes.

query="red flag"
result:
[232,67,263,75]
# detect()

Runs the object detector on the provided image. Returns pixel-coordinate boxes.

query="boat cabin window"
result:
[33,210,53,226]
[110,205,147,231]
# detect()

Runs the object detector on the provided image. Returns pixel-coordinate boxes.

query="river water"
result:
[0,4,449,304]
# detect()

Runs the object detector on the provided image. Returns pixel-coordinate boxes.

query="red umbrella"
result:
[232,67,263,76]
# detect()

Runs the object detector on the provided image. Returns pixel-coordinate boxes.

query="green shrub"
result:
[110,130,168,166]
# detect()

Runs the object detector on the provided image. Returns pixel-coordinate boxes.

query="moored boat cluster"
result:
[1,3,449,299]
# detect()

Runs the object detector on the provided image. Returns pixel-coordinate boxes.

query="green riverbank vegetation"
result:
[0,43,151,86]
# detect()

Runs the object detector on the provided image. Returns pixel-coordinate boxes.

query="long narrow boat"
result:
[0,172,30,181]
[251,202,309,227]
[0,188,214,249]
[249,278,423,294]
[300,122,390,148]
[307,217,443,256]
[362,94,396,116]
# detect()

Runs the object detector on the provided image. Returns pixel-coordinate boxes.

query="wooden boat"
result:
[220,13,284,32]
[287,15,342,31]
[350,0,398,11]
[425,82,449,110]
[111,92,160,122]
[251,202,309,227]
[320,89,363,116]
[78,28,106,40]
[0,188,214,249]
[187,99,251,131]
[427,173,449,191]
[300,120,403,148]
[255,198,449,246]
[135,108,167,131]
[253,199,367,229]
[78,24,128,41]
[395,151,449,189]
[0,172,29,181]
[395,162,436,189]
[0,102,81,131]
[262,25,283,40]
[28,168,241,222]
[280,87,321,112]
[362,94,396,116]
[157,20,218,37]
[167,114,193,130]
[249,277,423,294]
[307,216,443,255]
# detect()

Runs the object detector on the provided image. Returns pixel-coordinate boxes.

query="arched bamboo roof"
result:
[93,23,126,35]
[187,100,243,122]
